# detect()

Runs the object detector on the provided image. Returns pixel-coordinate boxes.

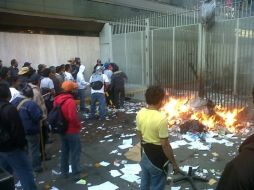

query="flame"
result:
[162,97,244,133]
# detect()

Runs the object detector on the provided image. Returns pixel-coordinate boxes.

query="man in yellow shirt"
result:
[136,85,179,190]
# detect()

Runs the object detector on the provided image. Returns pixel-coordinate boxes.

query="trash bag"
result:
[201,0,216,28]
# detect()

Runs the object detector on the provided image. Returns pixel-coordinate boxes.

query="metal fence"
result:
[111,4,254,108]
[111,0,254,34]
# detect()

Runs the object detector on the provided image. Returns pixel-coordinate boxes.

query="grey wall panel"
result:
[0,32,100,74]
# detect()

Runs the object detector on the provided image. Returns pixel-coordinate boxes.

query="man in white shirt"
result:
[89,66,109,120]
[64,64,74,81]
[77,65,90,112]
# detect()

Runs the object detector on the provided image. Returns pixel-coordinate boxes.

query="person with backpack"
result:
[53,81,82,180]
[89,66,109,120]
[0,82,37,190]
[11,83,43,173]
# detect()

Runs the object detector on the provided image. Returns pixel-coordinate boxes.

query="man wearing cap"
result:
[53,81,82,180]
[18,66,30,85]
[89,66,109,120]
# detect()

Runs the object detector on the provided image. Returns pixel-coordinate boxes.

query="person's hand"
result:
[173,164,180,174]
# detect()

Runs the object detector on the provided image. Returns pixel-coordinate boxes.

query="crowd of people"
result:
[0,57,127,189]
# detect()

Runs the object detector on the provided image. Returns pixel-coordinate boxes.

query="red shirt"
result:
[53,93,81,134]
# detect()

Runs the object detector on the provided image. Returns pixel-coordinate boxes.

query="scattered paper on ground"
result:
[109,170,122,177]
[171,187,181,190]
[120,174,140,183]
[208,178,217,185]
[88,181,119,190]
[76,179,87,185]
[118,144,133,149]
[50,187,59,190]
[99,161,110,167]
[123,138,132,145]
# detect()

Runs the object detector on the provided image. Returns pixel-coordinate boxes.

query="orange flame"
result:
[162,97,244,133]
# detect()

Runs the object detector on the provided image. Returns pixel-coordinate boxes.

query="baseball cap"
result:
[61,81,78,92]
[18,67,29,75]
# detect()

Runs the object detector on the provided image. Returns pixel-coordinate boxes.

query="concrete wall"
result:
[0,32,100,76]
[99,23,113,64]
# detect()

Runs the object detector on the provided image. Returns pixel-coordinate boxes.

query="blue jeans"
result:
[60,134,81,176]
[0,149,37,190]
[78,89,86,111]
[90,93,106,119]
[140,153,166,190]
[26,134,42,171]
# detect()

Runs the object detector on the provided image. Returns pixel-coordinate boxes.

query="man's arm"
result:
[137,130,142,141]
[160,138,179,173]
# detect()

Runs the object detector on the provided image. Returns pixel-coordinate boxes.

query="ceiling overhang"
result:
[0,9,105,36]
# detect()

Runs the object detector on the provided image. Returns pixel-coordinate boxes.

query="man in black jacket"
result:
[216,133,254,190]
[111,65,128,109]
[0,82,37,190]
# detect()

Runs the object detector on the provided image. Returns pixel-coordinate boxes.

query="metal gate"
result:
[111,2,254,108]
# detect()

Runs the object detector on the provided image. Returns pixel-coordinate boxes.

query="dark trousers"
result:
[113,87,125,108]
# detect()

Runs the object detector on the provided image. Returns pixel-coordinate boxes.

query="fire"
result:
[162,97,244,133]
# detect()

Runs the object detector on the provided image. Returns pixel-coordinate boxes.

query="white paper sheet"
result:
[120,174,140,183]
[99,161,110,167]
[118,144,133,149]
[110,150,118,154]
[123,138,132,145]
[188,141,210,151]
[171,187,181,190]
[120,164,141,175]
[109,170,122,177]
[88,181,119,190]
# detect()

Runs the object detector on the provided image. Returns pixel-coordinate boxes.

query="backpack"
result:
[0,103,11,145]
[90,73,103,90]
[48,99,68,134]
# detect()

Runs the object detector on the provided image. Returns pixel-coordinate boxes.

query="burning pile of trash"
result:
[161,97,249,134]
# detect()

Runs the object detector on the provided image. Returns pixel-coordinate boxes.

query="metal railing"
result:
[111,0,254,35]
[111,13,254,108]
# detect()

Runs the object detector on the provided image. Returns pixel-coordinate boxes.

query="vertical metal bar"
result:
[151,30,154,85]
[124,32,128,73]
[233,18,239,95]
[172,27,175,88]
[145,18,150,86]
[141,32,144,85]
[197,24,202,84]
